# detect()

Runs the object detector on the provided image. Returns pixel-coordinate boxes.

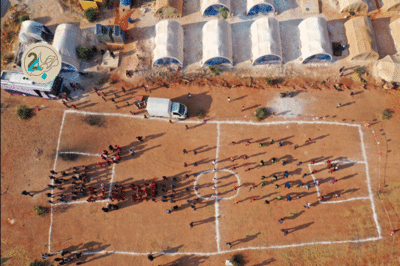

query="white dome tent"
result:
[202,19,233,67]
[52,24,81,72]
[298,17,332,64]
[201,0,231,16]
[250,17,282,65]
[247,0,275,15]
[153,20,184,67]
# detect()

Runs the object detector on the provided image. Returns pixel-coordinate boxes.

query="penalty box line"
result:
[76,236,382,257]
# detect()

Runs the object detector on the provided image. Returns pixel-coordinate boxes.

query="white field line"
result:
[49,111,67,254]
[193,170,215,200]
[214,123,221,253]
[108,164,116,198]
[358,126,382,238]
[311,160,365,166]
[78,236,382,257]
[321,197,370,204]
[52,199,109,206]
[65,110,364,128]
[58,151,101,157]
[308,164,321,198]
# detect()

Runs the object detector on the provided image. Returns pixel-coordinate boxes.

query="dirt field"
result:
[1,74,400,265]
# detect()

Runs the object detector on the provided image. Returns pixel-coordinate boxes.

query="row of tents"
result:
[154,0,400,18]
[153,16,400,67]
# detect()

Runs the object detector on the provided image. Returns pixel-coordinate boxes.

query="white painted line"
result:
[58,151,101,157]
[358,126,382,238]
[311,160,365,166]
[108,164,116,199]
[214,123,221,253]
[308,164,321,198]
[79,236,381,256]
[49,111,67,254]
[52,199,109,206]
[321,197,370,204]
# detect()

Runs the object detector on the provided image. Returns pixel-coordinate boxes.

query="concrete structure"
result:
[382,0,400,12]
[153,20,184,67]
[250,17,282,65]
[298,17,332,64]
[202,19,233,66]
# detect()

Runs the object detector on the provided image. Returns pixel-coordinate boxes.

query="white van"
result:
[146,97,187,119]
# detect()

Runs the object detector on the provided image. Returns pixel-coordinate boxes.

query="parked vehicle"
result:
[1,70,66,99]
[146,97,188,119]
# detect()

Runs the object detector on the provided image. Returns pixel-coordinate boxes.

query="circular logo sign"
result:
[21,43,62,83]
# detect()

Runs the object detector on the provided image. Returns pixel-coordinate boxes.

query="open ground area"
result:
[1,79,400,265]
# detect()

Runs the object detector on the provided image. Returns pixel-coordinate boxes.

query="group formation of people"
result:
[97,144,122,167]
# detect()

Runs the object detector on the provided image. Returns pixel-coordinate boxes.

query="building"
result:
[390,19,400,54]
[344,16,379,61]
[247,0,275,15]
[376,55,400,83]
[250,17,282,65]
[154,0,183,18]
[298,17,332,64]
[153,20,184,67]
[338,0,369,14]
[52,24,82,72]
[201,0,231,16]
[202,19,233,66]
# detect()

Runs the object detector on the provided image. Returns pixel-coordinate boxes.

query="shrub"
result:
[29,260,52,266]
[16,105,34,120]
[3,53,14,64]
[84,115,104,126]
[76,46,96,62]
[320,80,326,84]
[209,65,220,75]
[220,6,228,19]
[60,153,80,161]
[265,77,275,86]
[20,15,30,22]
[84,8,98,23]
[34,206,48,217]
[230,254,245,266]
[381,109,393,120]
[254,107,266,121]
[196,110,204,119]
[97,76,109,85]
[354,66,364,76]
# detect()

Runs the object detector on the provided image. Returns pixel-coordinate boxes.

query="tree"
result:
[84,8,98,23]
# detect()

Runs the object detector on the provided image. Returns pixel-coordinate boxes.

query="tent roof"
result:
[382,0,400,11]
[298,17,332,63]
[247,0,275,13]
[250,17,282,65]
[19,20,44,43]
[201,0,231,15]
[202,19,232,66]
[154,0,183,17]
[390,19,400,54]
[52,24,81,71]
[344,16,379,61]
[153,20,184,66]
[377,55,400,82]
[338,0,369,13]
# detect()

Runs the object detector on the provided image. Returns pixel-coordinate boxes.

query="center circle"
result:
[194,169,241,200]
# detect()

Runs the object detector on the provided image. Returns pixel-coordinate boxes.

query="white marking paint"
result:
[321,196,370,204]
[58,151,101,157]
[48,112,383,256]
[52,199,109,206]
[78,236,381,256]
[108,164,116,199]
[358,126,382,238]
[49,111,67,254]
[308,164,321,198]
[311,160,365,166]
[214,123,221,253]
